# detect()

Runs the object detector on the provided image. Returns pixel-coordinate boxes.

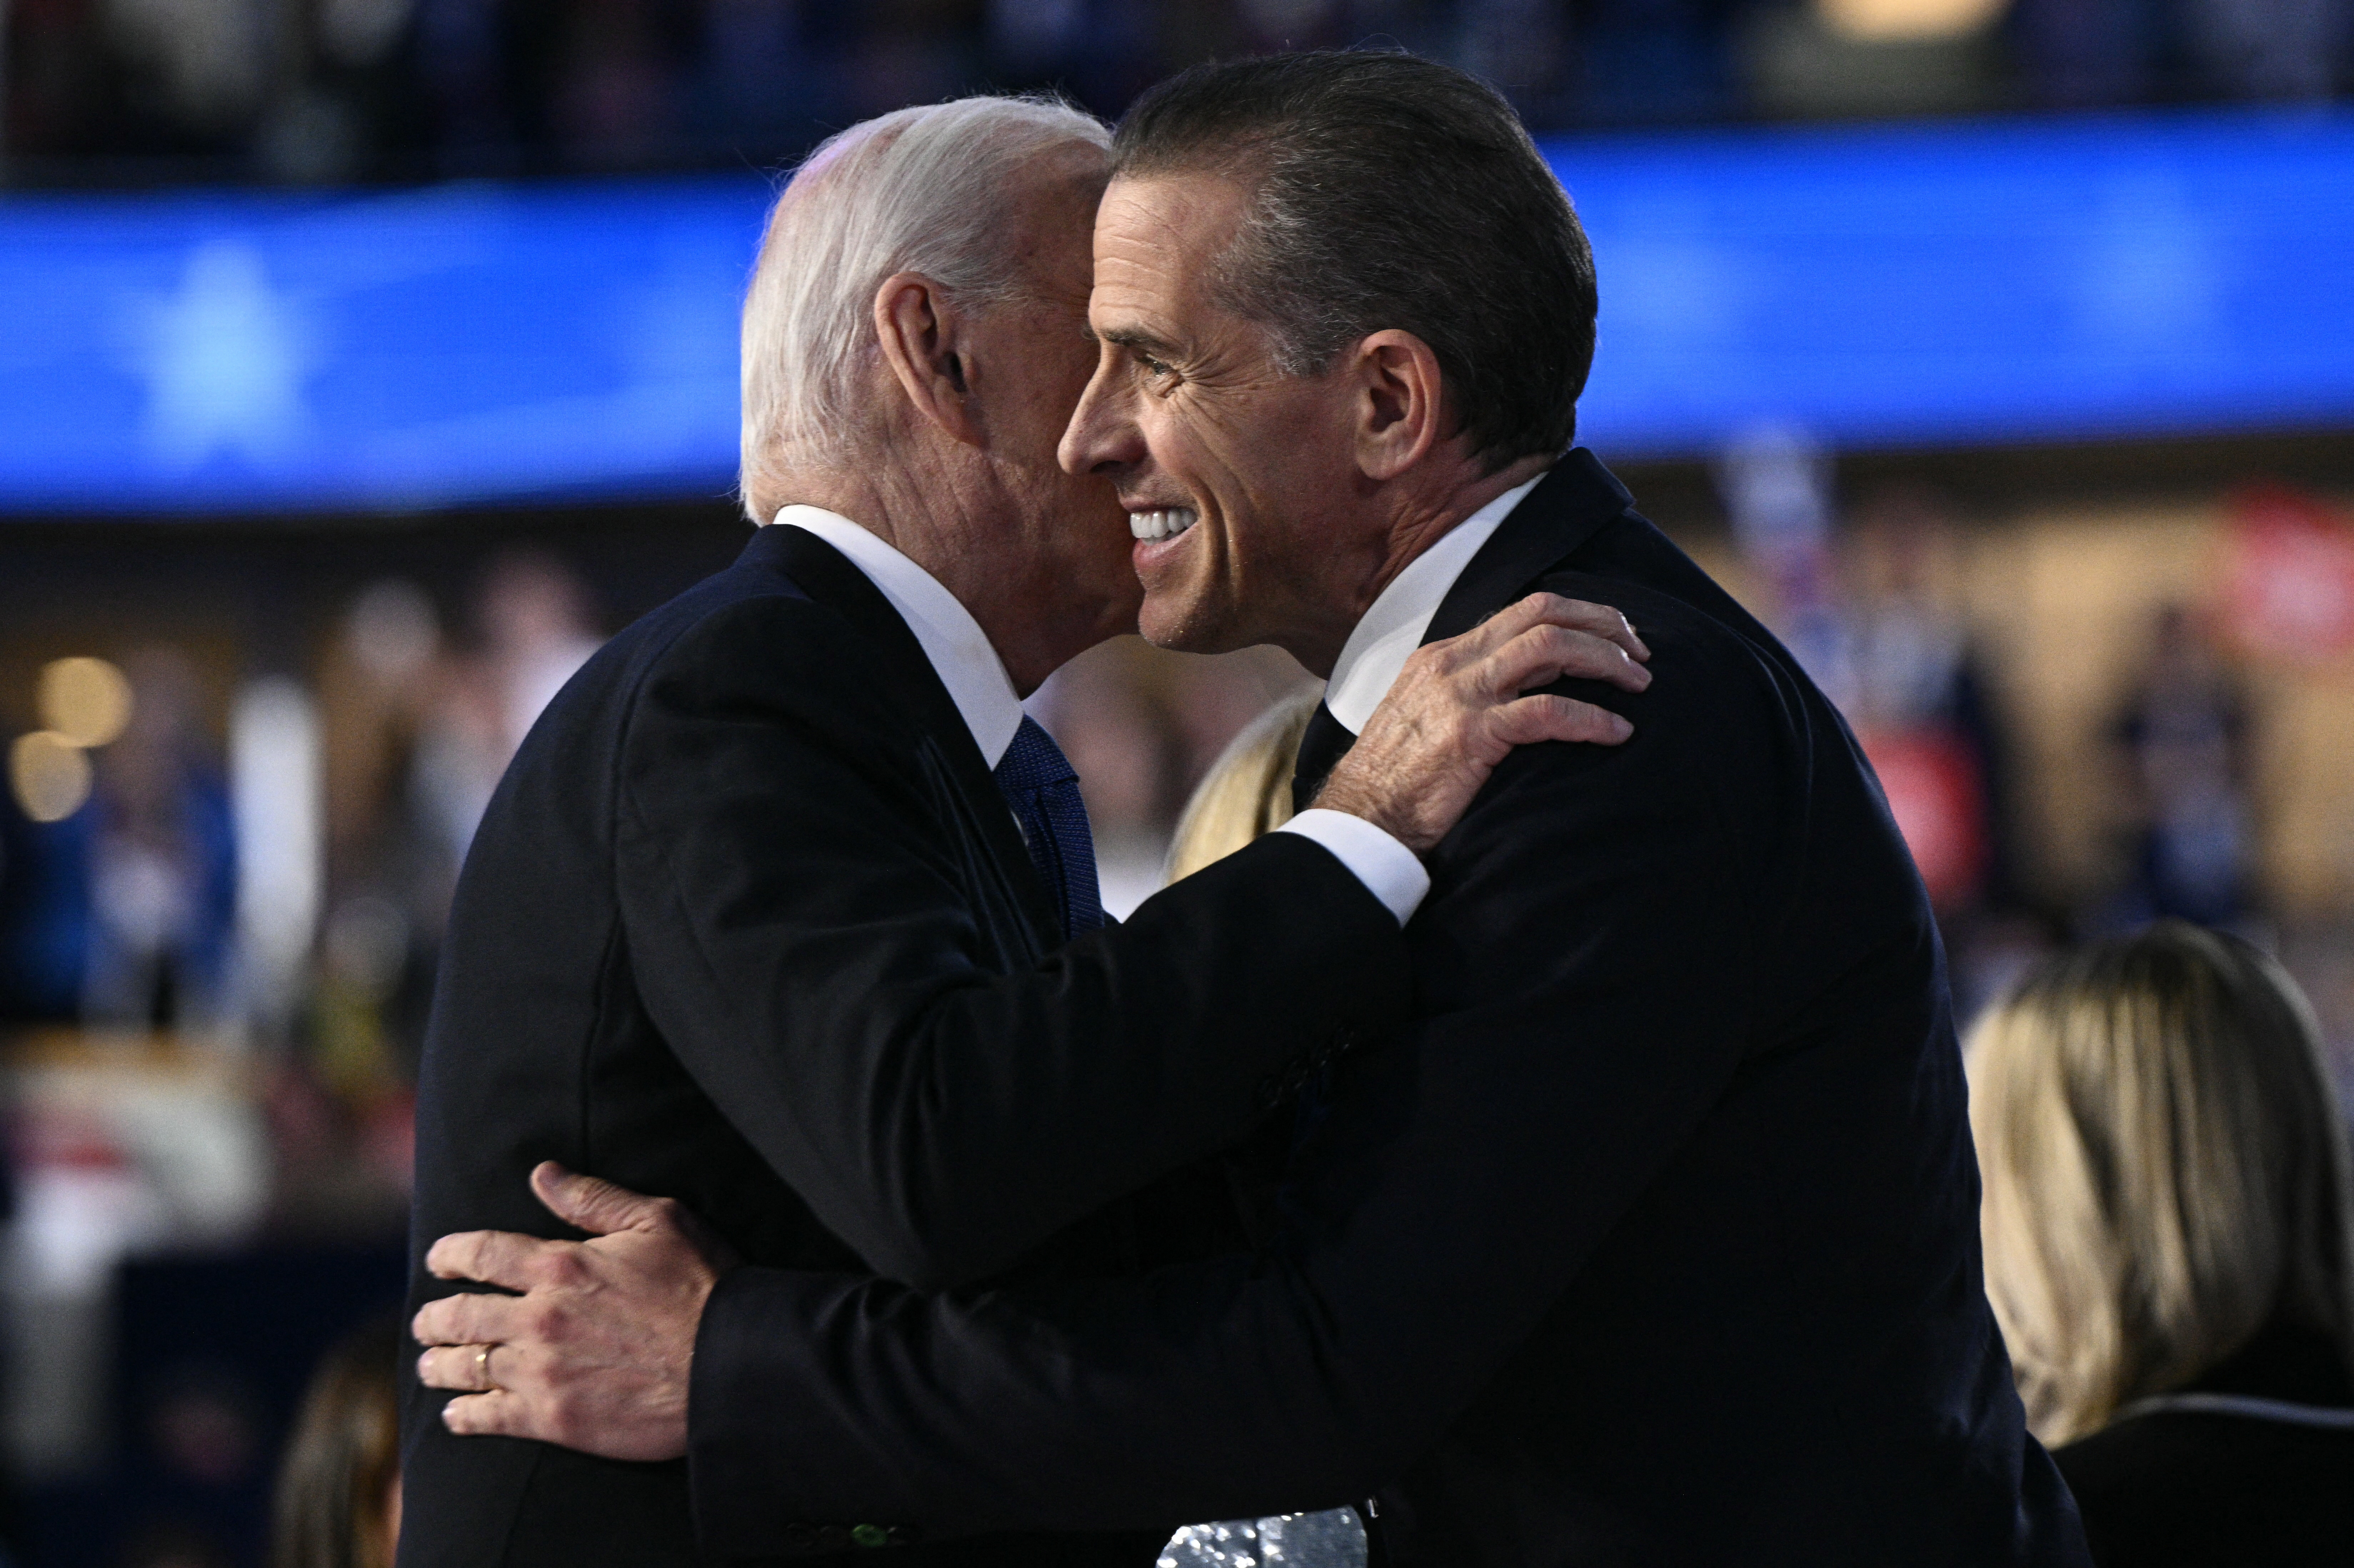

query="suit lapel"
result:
[1295,451,1636,803]
[1291,702,1354,814]
[733,524,1065,955]
[1423,449,1634,644]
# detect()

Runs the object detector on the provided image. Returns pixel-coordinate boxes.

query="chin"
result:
[1138,593,1242,655]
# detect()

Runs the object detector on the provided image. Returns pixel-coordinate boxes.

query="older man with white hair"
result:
[413,50,2096,1568]
[396,94,1647,1568]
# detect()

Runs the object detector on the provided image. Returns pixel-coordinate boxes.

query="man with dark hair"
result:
[393,90,1647,1568]
[419,52,2090,1566]
[1110,49,1595,467]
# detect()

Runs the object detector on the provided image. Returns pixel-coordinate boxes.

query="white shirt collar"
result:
[1322,474,1547,734]
[772,506,1026,768]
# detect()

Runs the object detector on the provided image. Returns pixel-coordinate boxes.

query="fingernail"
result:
[1610,714,1633,740]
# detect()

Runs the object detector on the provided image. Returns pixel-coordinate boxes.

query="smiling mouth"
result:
[1128,507,1198,543]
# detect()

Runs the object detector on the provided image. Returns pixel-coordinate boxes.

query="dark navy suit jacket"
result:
[399,523,1409,1567]
[687,454,2093,1567]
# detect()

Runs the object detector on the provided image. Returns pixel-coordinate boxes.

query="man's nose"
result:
[1058,366,1145,477]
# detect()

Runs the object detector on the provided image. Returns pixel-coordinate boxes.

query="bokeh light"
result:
[9,730,95,823]
[1816,0,2010,41]
[37,656,134,748]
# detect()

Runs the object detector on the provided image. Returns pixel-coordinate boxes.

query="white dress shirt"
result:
[778,506,1027,768]
[1321,474,1546,734]
[1273,475,1544,924]
[771,507,1428,924]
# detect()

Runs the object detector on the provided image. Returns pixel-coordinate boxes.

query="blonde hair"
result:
[1165,690,1321,882]
[1967,920,2354,1446]
[737,95,1110,522]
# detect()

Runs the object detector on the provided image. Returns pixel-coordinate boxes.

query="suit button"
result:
[816,1524,852,1551]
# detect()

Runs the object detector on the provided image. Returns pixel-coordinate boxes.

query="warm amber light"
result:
[36,657,134,748]
[9,732,94,823]
[1817,0,2008,40]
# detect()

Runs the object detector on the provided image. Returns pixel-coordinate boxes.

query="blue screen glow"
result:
[0,109,2347,516]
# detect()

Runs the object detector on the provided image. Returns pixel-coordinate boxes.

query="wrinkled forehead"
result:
[1088,173,1251,330]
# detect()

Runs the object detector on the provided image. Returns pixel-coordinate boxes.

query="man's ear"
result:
[1350,329,1446,483]
[874,271,982,447]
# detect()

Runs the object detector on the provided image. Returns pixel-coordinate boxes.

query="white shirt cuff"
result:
[1273,808,1431,925]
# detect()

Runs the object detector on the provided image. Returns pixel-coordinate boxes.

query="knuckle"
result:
[512,1343,555,1390]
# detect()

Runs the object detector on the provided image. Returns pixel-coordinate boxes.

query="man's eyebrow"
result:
[1096,324,1179,357]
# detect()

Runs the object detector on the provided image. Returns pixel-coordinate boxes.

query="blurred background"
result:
[0,1,2351,1563]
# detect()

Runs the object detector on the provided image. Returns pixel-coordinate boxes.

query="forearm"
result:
[686,723,1760,1545]
[688,1261,1400,1553]
[635,830,1412,1288]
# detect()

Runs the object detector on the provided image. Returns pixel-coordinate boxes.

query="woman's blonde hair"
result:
[1967,920,2354,1446]
[1165,690,1321,882]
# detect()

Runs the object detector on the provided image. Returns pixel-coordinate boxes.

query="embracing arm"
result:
[615,598,1377,1291]
[616,589,1648,1292]
[683,664,1762,1549]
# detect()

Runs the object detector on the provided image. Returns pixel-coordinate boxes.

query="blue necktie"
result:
[993,716,1105,940]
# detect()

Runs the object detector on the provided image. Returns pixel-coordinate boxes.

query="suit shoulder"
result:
[625,561,862,671]
[570,562,891,735]
[1530,564,1799,755]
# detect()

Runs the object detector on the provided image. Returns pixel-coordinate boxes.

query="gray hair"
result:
[738,95,1110,522]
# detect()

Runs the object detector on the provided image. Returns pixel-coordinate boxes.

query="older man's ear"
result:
[873,272,984,447]
[1349,328,1448,483]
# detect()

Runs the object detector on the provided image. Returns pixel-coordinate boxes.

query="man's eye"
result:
[1138,354,1173,378]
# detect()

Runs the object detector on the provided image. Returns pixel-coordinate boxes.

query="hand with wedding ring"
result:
[412,1161,738,1463]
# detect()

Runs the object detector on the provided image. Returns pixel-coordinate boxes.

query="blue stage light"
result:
[0,110,2347,516]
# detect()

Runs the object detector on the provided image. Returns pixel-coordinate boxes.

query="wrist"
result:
[1303,776,1430,856]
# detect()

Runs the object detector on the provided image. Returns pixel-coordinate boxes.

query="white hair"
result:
[738,95,1111,522]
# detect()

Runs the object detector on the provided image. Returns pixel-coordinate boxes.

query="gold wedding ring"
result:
[476,1343,496,1389]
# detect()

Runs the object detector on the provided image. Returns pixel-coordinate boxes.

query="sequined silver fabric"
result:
[1157,1509,1368,1568]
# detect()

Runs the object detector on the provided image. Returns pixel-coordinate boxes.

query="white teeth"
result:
[1128,508,1199,542]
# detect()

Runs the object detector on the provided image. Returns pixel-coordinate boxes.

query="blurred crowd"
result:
[5,0,2351,184]
[0,6,2347,1559]
[4,455,2353,1562]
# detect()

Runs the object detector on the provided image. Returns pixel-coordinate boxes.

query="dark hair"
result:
[271,1316,403,1568]
[1112,50,1597,469]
